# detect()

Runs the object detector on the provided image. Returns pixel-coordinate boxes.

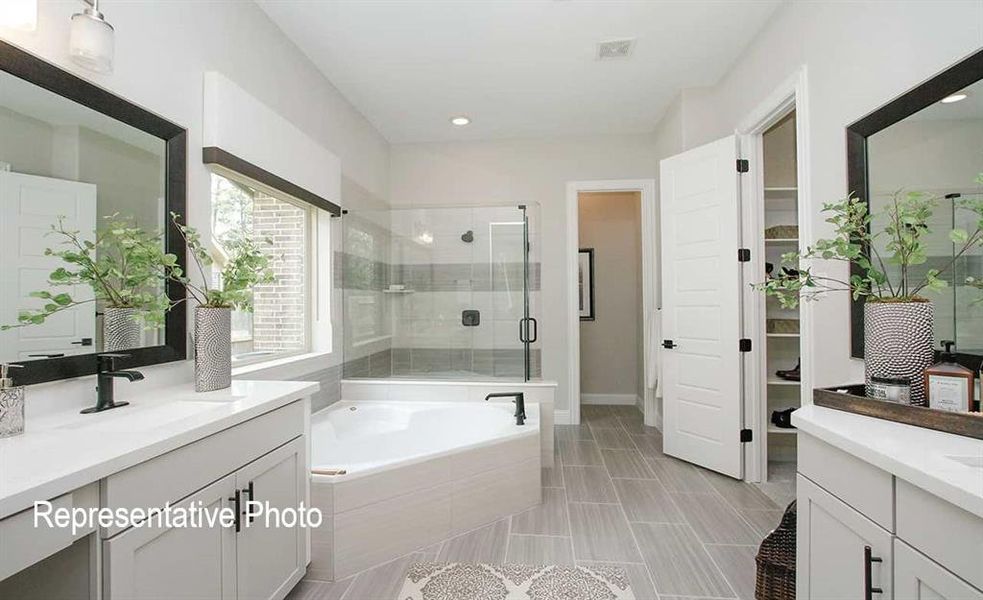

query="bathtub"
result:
[308,400,541,581]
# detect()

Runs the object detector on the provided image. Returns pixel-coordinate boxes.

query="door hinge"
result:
[737,248,751,262]
[739,338,752,352]
[740,428,753,443]
[736,159,749,173]
[662,339,677,349]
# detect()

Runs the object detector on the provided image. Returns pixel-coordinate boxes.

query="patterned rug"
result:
[398,561,636,600]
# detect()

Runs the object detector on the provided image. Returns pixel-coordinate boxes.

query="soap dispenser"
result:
[924,341,976,413]
[0,363,25,438]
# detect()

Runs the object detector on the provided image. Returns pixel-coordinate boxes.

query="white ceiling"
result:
[257,0,783,144]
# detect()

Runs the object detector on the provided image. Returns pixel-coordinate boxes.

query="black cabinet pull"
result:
[864,545,883,600]
[229,490,241,533]
[244,481,256,523]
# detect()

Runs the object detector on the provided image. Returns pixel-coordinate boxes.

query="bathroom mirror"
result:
[848,49,983,367]
[0,40,187,385]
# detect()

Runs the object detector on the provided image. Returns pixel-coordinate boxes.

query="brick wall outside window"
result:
[251,192,307,353]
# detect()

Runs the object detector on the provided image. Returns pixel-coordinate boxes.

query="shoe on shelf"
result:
[775,359,800,382]
[771,408,797,429]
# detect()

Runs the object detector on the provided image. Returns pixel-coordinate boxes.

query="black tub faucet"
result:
[485,392,526,426]
[83,353,144,414]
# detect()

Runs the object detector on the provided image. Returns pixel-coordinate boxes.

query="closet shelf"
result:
[765,238,798,244]
[767,378,801,387]
[767,426,798,435]
[767,333,800,338]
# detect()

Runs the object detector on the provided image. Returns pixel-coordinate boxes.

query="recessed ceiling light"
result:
[450,116,471,126]
[941,93,968,104]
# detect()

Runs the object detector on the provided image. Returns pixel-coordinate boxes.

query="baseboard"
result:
[581,393,638,406]
[553,410,571,425]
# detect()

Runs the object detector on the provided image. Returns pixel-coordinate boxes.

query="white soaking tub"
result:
[308,400,541,581]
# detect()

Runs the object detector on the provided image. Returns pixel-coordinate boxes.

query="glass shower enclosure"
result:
[340,204,541,381]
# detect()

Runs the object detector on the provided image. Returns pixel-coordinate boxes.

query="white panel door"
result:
[659,135,743,478]
[236,437,306,600]
[104,474,238,600]
[0,172,97,362]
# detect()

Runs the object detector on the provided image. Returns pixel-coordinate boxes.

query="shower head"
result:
[461,230,474,243]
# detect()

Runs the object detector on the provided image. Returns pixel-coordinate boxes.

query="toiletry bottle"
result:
[924,341,976,413]
[0,363,25,438]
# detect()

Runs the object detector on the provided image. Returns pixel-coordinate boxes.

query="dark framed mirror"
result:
[847,49,983,369]
[0,40,187,385]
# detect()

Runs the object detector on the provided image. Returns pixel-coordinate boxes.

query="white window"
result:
[210,171,316,364]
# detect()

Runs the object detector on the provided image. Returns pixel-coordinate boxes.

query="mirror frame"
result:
[847,48,983,368]
[0,40,187,385]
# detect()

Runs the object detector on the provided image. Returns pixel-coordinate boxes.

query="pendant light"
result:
[69,0,114,74]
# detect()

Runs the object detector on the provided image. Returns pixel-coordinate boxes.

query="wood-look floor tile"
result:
[601,449,656,479]
[647,458,715,493]
[582,406,625,429]
[506,535,575,565]
[510,487,570,536]
[577,562,658,600]
[542,465,564,488]
[631,434,666,458]
[558,439,604,466]
[754,480,796,509]
[613,478,685,523]
[705,544,758,600]
[737,508,784,538]
[285,578,352,600]
[342,554,416,600]
[630,522,735,598]
[701,469,779,511]
[554,424,594,441]
[437,519,510,564]
[670,492,760,545]
[568,503,643,563]
[563,466,618,503]
[620,417,661,436]
[593,427,637,449]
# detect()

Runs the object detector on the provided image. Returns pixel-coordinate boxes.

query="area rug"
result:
[398,561,636,600]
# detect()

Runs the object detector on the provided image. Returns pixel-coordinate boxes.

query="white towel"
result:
[643,308,662,392]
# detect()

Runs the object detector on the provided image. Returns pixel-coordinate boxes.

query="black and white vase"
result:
[864,301,934,406]
[103,307,142,352]
[194,307,232,392]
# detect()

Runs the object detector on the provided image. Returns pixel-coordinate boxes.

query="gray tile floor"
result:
[287,404,795,600]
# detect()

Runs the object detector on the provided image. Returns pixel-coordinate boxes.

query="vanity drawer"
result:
[897,479,983,590]
[0,483,99,581]
[102,400,305,538]
[798,434,894,531]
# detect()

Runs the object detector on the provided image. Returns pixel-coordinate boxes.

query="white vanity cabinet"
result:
[797,428,983,600]
[103,402,309,600]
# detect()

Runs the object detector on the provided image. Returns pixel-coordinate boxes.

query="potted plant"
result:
[169,213,275,392]
[758,177,983,405]
[2,215,177,351]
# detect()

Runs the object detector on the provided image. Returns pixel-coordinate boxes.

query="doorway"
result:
[565,179,657,426]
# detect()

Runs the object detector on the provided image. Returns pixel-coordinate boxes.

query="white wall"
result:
[0,0,390,400]
[651,0,983,393]
[578,191,642,399]
[389,134,659,411]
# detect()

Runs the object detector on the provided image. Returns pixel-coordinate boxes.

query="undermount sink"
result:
[945,455,983,470]
[57,400,219,433]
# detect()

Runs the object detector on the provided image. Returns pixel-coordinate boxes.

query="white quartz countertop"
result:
[792,404,983,519]
[0,379,318,519]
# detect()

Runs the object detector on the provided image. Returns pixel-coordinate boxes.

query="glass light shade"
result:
[69,12,114,74]
[0,0,37,30]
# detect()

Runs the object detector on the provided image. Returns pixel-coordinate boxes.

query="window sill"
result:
[232,350,336,381]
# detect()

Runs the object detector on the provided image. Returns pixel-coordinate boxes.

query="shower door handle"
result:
[527,318,537,343]
[519,319,526,343]
[518,318,538,344]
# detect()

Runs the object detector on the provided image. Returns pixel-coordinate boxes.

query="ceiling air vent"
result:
[597,39,635,60]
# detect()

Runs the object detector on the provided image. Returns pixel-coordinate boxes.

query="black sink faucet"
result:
[82,353,144,414]
[485,392,526,426]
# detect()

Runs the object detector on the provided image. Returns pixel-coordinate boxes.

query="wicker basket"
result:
[755,500,796,600]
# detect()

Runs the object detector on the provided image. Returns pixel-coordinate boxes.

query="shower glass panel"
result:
[341,203,540,380]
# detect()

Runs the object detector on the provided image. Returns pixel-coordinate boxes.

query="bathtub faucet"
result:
[485,392,526,426]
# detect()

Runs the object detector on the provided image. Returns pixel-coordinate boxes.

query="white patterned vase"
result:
[864,301,934,406]
[194,307,232,392]
[103,307,142,352]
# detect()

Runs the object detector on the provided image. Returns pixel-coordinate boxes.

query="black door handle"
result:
[662,339,676,349]
[864,545,883,600]
[528,318,538,343]
[244,481,255,523]
[229,490,241,533]
[71,338,93,346]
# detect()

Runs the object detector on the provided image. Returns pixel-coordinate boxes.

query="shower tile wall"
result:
[341,206,542,379]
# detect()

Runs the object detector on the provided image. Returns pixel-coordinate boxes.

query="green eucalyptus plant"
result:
[169,212,275,310]
[2,215,177,330]
[758,174,983,308]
